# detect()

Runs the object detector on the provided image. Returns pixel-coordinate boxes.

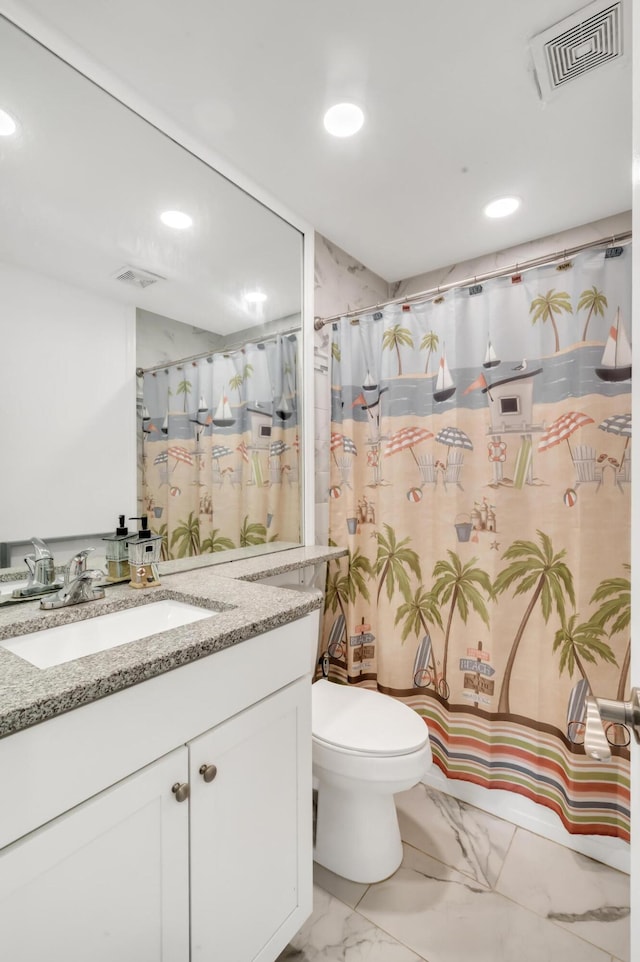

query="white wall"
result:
[0,261,136,544]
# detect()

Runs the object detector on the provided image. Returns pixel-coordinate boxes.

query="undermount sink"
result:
[2,599,214,669]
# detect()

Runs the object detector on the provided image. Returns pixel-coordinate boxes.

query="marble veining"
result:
[288,785,629,962]
[395,783,515,888]
[0,546,345,739]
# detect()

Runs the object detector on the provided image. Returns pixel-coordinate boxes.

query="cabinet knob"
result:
[199,763,218,783]
[171,781,190,802]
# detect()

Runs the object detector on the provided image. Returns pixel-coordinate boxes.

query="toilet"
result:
[312,678,432,883]
[262,573,432,884]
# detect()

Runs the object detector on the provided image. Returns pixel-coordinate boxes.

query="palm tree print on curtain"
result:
[322,245,632,840]
[140,335,301,560]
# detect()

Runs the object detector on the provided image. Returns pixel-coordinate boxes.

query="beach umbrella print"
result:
[330,432,358,462]
[167,445,194,471]
[598,413,632,458]
[385,426,433,462]
[153,450,169,485]
[331,432,357,486]
[269,440,290,458]
[212,444,233,461]
[384,427,434,483]
[435,426,473,467]
[538,411,594,455]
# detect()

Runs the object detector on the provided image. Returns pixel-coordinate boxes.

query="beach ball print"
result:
[563,488,577,508]
[170,485,182,498]
[329,485,342,499]
[407,487,423,502]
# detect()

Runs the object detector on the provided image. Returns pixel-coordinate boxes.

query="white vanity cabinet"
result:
[0,612,316,962]
[0,747,191,961]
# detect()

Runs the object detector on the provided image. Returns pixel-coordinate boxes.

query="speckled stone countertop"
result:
[0,545,345,739]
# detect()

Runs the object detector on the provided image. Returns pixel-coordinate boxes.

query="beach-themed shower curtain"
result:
[323,246,632,839]
[140,335,300,557]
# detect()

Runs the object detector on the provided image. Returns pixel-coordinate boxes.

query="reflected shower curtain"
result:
[323,247,632,839]
[140,335,300,557]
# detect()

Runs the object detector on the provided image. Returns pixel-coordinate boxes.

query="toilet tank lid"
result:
[312,680,429,756]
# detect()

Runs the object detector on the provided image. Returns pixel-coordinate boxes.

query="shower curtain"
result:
[140,335,300,558]
[323,246,632,840]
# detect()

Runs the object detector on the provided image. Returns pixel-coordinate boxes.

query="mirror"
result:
[0,14,304,567]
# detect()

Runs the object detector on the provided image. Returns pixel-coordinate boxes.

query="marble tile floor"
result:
[277,783,629,962]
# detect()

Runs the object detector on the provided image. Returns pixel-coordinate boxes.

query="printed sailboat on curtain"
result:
[212,393,235,427]
[433,348,456,402]
[596,307,632,383]
[483,338,501,369]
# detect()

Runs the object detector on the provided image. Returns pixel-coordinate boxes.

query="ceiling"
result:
[3,0,633,283]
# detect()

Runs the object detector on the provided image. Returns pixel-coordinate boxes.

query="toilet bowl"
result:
[312,678,432,883]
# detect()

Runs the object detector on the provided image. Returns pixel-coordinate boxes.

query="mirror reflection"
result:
[0,15,303,567]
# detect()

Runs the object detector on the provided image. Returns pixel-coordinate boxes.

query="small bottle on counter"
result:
[102,515,131,583]
[127,516,162,589]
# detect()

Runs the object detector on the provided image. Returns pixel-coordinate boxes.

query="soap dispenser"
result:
[127,516,162,589]
[102,515,131,583]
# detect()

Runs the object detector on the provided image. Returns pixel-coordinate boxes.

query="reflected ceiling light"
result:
[323,102,365,138]
[244,291,267,304]
[0,107,17,136]
[160,209,193,229]
[484,196,520,218]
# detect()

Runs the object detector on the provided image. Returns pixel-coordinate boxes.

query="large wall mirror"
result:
[0,14,304,568]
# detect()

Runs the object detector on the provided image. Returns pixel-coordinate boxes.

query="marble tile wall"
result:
[278,784,629,962]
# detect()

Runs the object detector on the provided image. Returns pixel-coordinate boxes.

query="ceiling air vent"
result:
[112,265,166,289]
[530,0,628,101]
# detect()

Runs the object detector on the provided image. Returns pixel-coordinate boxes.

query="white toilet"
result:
[312,678,432,883]
[263,573,432,884]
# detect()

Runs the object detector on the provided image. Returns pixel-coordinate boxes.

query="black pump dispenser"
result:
[130,515,152,539]
[116,515,128,536]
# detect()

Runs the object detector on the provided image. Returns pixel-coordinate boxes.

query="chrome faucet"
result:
[12,537,63,598]
[40,549,106,609]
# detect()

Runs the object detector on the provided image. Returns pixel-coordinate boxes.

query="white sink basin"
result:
[2,599,214,669]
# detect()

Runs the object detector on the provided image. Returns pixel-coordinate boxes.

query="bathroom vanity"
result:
[0,547,342,962]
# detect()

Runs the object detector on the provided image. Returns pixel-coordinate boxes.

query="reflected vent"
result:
[531,0,626,101]
[112,265,166,289]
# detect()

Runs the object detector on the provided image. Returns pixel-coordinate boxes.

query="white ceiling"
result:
[3,0,633,284]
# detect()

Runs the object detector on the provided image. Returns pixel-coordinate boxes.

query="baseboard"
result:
[421,769,630,875]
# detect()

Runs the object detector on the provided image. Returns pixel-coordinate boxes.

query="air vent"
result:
[530,0,627,101]
[112,265,166,289]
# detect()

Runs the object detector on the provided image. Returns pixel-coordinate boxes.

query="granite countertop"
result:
[0,545,345,739]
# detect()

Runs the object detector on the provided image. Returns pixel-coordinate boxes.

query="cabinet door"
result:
[0,747,189,962]
[190,677,312,962]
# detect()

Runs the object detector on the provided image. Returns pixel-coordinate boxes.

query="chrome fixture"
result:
[12,537,63,598]
[583,689,640,762]
[40,548,105,609]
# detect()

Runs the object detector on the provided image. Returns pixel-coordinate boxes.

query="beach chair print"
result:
[327,613,346,659]
[566,677,589,744]
[413,634,433,688]
[571,445,603,490]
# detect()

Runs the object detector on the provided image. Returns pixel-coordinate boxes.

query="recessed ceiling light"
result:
[484,196,521,218]
[160,209,193,229]
[323,102,365,138]
[0,108,17,136]
[244,291,267,304]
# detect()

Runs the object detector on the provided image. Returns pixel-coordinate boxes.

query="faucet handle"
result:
[66,548,95,582]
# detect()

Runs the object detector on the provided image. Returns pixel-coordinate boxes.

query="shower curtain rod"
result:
[313,230,632,329]
[136,323,300,377]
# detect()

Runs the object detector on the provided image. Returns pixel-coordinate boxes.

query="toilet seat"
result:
[312,679,428,757]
